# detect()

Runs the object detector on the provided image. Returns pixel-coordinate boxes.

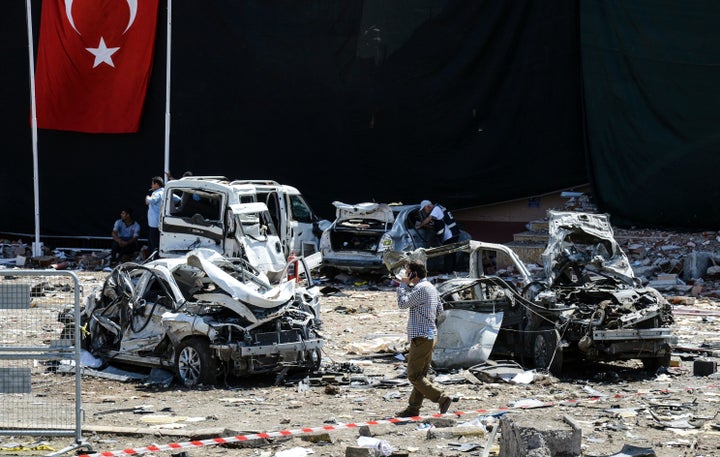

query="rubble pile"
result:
[2,241,720,456]
[0,238,112,271]
[4,223,720,297]
[14,280,720,457]
[614,227,720,297]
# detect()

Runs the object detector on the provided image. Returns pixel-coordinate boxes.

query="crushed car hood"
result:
[186,249,295,309]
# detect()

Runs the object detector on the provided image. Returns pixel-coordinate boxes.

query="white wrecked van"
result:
[159,177,328,274]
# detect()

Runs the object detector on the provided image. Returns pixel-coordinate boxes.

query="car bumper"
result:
[213,339,324,357]
[322,253,386,273]
[590,328,676,357]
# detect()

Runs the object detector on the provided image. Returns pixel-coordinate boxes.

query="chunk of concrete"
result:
[300,432,333,443]
[693,359,717,376]
[346,446,374,457]
[426,426,486,440]
[499,413,581,457]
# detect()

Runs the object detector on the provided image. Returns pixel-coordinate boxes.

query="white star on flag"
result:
[86,37,120,68]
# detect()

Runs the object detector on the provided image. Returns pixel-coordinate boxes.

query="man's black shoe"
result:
[439,396,452,414]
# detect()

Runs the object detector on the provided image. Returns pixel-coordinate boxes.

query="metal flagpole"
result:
[25,0,42,258]
[163,0,172,177]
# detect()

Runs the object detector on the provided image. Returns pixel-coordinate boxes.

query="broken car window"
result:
[289,195,313,223]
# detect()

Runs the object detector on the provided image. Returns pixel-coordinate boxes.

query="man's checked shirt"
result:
[397,278,443,339]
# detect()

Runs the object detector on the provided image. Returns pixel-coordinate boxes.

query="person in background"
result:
[145,176,164,256]
[165,170,193,181]
[417,200,461,271]
[110,208,140,263]
[394,259,454,417]
[416,200,459,245]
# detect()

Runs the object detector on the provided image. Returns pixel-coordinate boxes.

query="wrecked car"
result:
[75,248,323,386]
[320,202,470,274]
[384,211,676,374]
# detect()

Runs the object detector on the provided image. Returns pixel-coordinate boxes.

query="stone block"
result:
[426,425,486,440]
[300,432,333,443]
[499,413,581,457]
[345,446,374,457]
[694,359,717,376]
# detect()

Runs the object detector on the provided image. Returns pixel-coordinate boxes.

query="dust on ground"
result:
[6,272,719,457]
[6,222,720,457]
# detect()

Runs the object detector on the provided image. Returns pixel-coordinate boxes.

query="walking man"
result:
[395,260,454,417]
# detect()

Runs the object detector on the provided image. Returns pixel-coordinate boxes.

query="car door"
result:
[229,203,286,275]
[403,206,438,249]
[262,190,288,254]
[286,193,320,255]
[266,190,320,256]
[118,268,177,354]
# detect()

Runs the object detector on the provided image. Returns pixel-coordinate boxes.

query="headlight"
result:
[379,233,394,252]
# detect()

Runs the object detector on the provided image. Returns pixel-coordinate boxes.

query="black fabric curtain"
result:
[2,0,583,237]
[581,0,720,229]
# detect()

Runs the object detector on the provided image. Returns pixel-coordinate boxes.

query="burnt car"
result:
[384,211,676,374]
[320,202,470,274]
[74,248,323,386]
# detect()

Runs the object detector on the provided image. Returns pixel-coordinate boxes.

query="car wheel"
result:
[533,329,563,375]
[175,337,220,387]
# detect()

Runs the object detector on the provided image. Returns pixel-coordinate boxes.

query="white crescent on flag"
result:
[64,0,138,35]
[124,0,138,33]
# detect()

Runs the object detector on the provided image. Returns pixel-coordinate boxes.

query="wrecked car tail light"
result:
[379,233,394,252]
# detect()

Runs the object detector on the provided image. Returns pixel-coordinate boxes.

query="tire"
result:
[533,329,564,375]
[175,337,221,387]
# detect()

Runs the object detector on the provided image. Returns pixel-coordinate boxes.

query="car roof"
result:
[388,204,418,213]
[167,177,301,195]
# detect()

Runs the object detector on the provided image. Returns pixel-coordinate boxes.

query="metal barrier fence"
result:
[0,270,89,455]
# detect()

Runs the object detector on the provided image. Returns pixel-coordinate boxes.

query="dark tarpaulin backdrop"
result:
[3,0,584,239]
[581,0,720,229]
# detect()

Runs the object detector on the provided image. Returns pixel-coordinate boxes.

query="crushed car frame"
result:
[74,249,323,386]
[384,211,676,374]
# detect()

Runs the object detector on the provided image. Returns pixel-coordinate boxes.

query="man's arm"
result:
[147,191,161,205]
[397,285,413,309]
[417,214,434,229]
[130,222,141,243]
[397,284,429,309]
[111,230,127,246]
[420,206,445,228]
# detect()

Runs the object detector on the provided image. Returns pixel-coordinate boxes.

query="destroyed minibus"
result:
[159,177,329,273]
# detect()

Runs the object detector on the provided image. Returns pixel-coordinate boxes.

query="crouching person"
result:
[111,208,141,263]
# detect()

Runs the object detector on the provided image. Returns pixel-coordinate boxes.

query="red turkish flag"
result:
[35,0,160,133]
